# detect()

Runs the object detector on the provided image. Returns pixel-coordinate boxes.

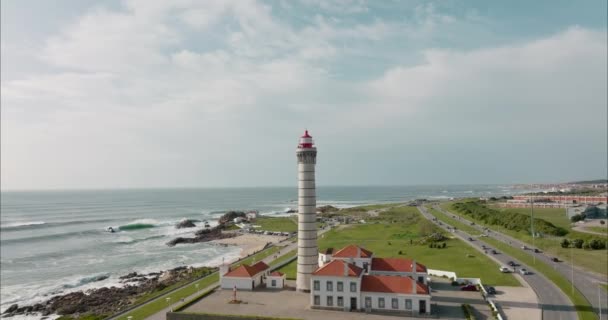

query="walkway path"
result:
[418,206,577,320]
[434,204,608,318]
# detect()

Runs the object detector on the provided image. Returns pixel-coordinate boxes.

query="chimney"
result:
[412,260,417,294]
[344,261,348,276]
[357,246,361,258]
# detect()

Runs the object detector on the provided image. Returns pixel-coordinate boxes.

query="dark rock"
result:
[119,272,138,280]
[175,219,196,229]
[317,205,339,214]
[218,211,246,225]
[2,305,17,314]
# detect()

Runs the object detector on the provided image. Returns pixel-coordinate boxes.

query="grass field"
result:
[429,205,597,320]
[116,245,281,320]
[277,259,297,280]
[583,226,608,234]
[445,203,608,275]
[253,216,297,232]
[270,249,296,267]
[493,206,571,230]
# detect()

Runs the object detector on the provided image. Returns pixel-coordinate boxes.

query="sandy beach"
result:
[212,233,289,258]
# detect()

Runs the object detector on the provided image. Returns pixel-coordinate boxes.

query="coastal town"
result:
[3,132,606,320]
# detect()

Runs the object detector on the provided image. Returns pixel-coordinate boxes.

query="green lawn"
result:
[253,216,297,232]
[277,259,297,280]
[444,203,608,275]
[116,245,281,320]
[430,205,597,320]
[493,206,571,230]
[583,226,608,234]
[601,284,608,292]
[315,211,519,286]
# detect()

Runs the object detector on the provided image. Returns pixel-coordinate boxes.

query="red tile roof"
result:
[332,245,373,258]
[223,261,269,278]
[361,275,429,295]
[371,258,428,273]
[312,259,364,277]
[269,271,284,277]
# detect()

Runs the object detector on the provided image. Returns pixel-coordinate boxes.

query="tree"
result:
[572,238,584,249]
[583,241,591,250]
[560,238,570,248]
[600,220,606,225]
[589,239,606,250]
[442,242,447,248]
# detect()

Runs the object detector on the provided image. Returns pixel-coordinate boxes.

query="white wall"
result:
[267,276,284,288]
[310,275,361,309]
[361,292,431,314]
[221,273,264,290]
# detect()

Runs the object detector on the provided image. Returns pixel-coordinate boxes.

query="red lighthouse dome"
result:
[298,130,314,148]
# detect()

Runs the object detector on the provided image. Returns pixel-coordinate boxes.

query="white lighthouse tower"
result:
[296,130,318,292]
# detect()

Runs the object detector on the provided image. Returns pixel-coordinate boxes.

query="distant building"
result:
[220,261,269,290]
[310,245,431,315]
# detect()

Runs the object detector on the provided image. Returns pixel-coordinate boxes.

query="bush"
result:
[588,239,607,250]
[601,220,606,225]
[583,241,591,250]
[571,214,586,222]
[442,242,447,248]
[560,238,570,248]
[398,250,403,255]
[572,239,584,249]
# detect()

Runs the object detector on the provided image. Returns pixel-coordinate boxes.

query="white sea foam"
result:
[1,221,46,228]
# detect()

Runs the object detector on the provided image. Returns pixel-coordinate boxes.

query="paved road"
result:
[433,204,608,318]
[418,206,578,320]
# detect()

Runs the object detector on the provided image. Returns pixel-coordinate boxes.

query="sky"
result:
[1,0,607,190]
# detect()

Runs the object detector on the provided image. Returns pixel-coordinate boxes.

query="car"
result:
[551,257,560,262]
[486,286,497,294]
[507,261,518,267]
[468,237,474,241]
[461,284,478,291]
[520,268,530,275]
[533,248,541,253]
[499,266,511,273]
[521,245,529,250]
[491,249,498,254]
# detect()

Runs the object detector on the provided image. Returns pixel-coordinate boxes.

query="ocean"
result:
[0,185,530,312]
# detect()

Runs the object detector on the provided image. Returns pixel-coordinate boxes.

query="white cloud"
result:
[1,0,606,189]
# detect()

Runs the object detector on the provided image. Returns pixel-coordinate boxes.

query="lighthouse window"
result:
[313,280,320,291]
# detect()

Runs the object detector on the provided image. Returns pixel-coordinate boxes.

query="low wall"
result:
[427,269,457,280]
[167,312,299,320]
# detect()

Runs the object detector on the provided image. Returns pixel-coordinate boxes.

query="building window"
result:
[313,280,320,291]
[392,298,398,309]
[327,296,334,306]
[271,280,276,287]
[350,282,357,292]
[365,297,372,308]
[327,281,333,291]
[378,297,385,309]
[337,296,344,307]
[405,299,412,310]
[337,281,344,292]
[418,276,424,283]
[314,295,320,306]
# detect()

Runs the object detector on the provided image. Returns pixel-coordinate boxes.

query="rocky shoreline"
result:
[1,266,216,318]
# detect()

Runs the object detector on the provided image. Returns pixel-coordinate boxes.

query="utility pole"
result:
[599,284,603,320]
[570,245,574,295]
[531,196,535,264]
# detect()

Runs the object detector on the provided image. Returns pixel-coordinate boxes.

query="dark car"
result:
[461,284,478,291]
[552,257,560,262]
[534,248,541,253]
[486,286,496,294]
[491,249,498,254]
[507,261,519,267]
[468,237,474,241]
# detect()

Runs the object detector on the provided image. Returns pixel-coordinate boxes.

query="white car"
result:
[499,266,511,273]
[519,268,530,275]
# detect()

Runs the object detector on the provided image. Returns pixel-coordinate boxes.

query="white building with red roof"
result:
[220,261,270,290]
[310,245,431,315]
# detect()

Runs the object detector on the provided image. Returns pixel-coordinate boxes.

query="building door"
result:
[419,300,426,314]
[350,297,357,311]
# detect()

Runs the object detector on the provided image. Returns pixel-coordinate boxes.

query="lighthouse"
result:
[296,130,318,292]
